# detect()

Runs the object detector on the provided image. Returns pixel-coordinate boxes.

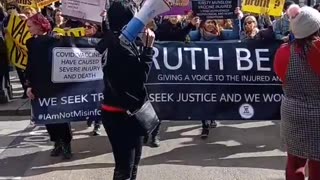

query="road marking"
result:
[0,177,22,180]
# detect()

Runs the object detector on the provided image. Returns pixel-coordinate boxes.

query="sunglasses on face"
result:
[245,21,254,25]
[85,25,93,29]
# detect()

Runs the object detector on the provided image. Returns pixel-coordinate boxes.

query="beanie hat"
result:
[287,5,320,39]
[107,1,136,33]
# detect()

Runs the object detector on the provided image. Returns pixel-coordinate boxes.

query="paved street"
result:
[0,116,286,180]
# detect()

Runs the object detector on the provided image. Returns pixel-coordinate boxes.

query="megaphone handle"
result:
[145,30,149,47]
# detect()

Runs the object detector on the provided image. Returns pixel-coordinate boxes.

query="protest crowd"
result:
[1,0,320,179]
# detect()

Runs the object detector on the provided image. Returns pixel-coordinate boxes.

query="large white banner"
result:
[61,0,108,23]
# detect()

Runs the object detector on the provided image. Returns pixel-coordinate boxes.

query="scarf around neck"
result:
[245,27,259,39]
[200,28,219,41]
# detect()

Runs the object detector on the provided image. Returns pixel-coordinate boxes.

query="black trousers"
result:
[16,67,27,94]
[102,111,143,180]
[151,120,161,138]
[202,120,214,129]
[0,59,11,103]
[45,123,72,144]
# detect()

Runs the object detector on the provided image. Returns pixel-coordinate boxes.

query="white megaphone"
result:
[119,0,171,45]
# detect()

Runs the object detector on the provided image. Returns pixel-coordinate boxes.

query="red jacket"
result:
[274,40,320,84]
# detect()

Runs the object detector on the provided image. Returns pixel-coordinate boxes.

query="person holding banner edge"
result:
[25,13,73,160]
[96,1,156,179]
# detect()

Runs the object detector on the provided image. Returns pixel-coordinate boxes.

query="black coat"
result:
[97,30,154,112]
[155,20,194,41]
[25,35,56,96]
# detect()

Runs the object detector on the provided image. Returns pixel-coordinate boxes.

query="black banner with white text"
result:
[31,39,282,124]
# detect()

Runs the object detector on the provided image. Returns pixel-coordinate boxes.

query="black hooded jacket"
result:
[156,20,194,41]
[98,29,154,112]
[96,1,154,112]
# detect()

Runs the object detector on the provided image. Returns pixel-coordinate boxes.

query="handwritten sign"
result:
[242,0,285,17]
[61,0,107,23]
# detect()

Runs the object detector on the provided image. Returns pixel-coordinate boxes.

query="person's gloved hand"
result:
[141,28,155,48]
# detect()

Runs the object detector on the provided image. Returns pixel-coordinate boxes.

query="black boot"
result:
[87,120,93,127]
[210,120,217,128]
[201,128,209,139]
[151,135,160,148]
[113,171,130,180]
[50,141,62,157]
[93,124,101,136]
[131,165,138,180]
[143,135,149,144]
[62,142,72,160]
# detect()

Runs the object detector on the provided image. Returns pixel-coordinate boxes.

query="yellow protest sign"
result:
[52,27,86,37]
[5,15,32,69]
[242,0,285,17]
[5,34,29,70]
[36,0,60,9]
[7,0,38,8]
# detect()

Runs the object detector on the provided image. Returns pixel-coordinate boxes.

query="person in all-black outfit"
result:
[96,1,156,179]
[25,13,72,160]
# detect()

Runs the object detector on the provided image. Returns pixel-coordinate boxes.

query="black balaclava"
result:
[96,1,137,54]
[107,0,136,34]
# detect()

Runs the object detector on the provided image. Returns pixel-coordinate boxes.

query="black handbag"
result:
[104,37,159,135]
[127,100,160,135]
[105,77,159,135]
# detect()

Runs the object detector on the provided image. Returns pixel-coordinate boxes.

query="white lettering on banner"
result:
[38,94,95,107]
[191,75,213,81]
[158,74,183,81]
[244,94,261,102]
[226,75,239,82]
[52,47,103,83]
[241,75,270,82]
[37,109,101,120]
[153,47,271,71]
[236,48,253,71]
[61,95,88,105]
[152,47,160,69]
[91,93,104,102]
[149,93,175,102]
[146,93,284,103]
[256,49,271,71]
[177,93,217,102]
[204,48,223,70]
[263,94,284,102]
[163,48,183,70]
[236,48,271,71]
[184,47,202,70]
[220,93,242,102]
[39,97,58,106]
